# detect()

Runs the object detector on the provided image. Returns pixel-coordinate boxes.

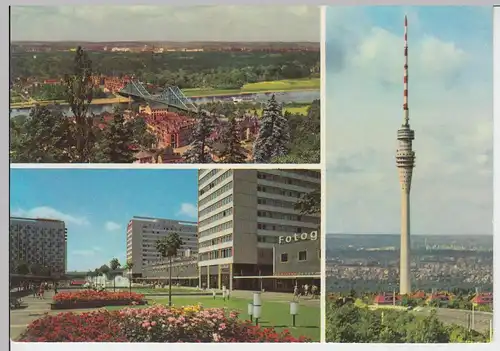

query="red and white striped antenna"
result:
[403,14,409,125]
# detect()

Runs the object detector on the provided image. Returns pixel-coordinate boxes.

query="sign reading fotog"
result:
[278,230,318,244]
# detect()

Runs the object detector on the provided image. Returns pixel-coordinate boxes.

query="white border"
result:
[3,2,499,351]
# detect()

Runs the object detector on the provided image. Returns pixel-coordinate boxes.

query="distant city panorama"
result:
[326,234,493,293]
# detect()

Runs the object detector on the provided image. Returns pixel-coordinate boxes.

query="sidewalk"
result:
[10,292,54,340]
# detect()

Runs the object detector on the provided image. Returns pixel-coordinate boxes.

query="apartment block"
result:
[126,216,198,276]
[10,217,68,275]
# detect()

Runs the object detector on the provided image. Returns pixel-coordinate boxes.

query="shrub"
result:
[19,304,311,342]
[53,290,145,303]
[18,310,128,342]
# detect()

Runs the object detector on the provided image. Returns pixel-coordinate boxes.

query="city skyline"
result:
[10,5,320,42]
[325,6,492,236]
[10,169,198,271]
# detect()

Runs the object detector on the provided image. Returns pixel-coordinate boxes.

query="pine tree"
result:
[64,46,95,162]
[216,116,247,163]
[253,95,290,163]
[183,112,214,163]
[94,112,135,163]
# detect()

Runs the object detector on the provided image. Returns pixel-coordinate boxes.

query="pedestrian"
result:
[32,284,37,298]
[304,284,309,296]
[293,285,300,301]
[39,282,45,299]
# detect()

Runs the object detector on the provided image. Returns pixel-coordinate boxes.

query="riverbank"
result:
[183,78,320,97]
[10,78,319,109]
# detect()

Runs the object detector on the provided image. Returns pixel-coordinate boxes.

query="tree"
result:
[123,260,135,294]
[14,261,30,276]
[216,116,247,163]
[94,112,136,163]
[10,105,74,163]
[295,186,321,215]
[130,117,158,150]
[64,46,95,162]
[109,258,121,292]
[182,112,214,163]
[99,264,111,284]
[253,95,290,163]
[156,233,183,306]
[272,100,320,164]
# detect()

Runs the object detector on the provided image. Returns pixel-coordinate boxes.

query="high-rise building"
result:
[126,216,198,276]
[197,169,321,291]
[396,15,416,295]
[9,217,67,275]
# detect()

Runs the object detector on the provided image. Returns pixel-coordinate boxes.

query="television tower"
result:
[396,15,415,295]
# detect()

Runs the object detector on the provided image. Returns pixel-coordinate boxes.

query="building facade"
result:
[141,256,199,287]
[126,216,198,277]
[197,169,321,291]
[10,217,67,276]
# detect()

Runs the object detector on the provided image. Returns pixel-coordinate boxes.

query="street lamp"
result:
[253,292,262,326]
[248,303,254,322]
[290,301,299,327]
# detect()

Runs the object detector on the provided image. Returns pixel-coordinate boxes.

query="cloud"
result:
[325,7,492,235]
[11,206,90,226]
[10,5,320,41]
[105,221,121,232]
[177,203,197,219]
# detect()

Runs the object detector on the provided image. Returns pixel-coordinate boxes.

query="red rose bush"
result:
[53,290,145,303]
[19,304,312,342]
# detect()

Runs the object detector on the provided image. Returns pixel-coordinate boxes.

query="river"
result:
[10,90,319,117]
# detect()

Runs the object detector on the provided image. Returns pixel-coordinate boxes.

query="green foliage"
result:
[64,46,95,162]
[253,95,290,162]
[156,233,184,259]
[216,116,247,163]
[109,258,121,271]
[129,117,158,151]
[182,113,214,163]
[12,51,319,89]
[325,301,489,343]
[295,187,321,215]
[94,112,136,163]
[272,99,320,164]
[10,105,75,163]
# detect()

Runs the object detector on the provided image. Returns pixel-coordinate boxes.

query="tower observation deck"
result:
[396,15,415,296]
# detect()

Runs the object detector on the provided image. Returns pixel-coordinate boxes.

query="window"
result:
[280,253,288,263]
[298,251,307,261]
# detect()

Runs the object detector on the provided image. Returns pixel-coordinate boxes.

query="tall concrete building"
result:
[9,217,68,275]
[197,169,321,291]
[396,15,415,295]
[126,216,198,277]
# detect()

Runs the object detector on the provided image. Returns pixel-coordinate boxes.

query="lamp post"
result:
[290,301,299,327]
[253,292,262,326]
[128,268,132,295]
[248,303,254,322]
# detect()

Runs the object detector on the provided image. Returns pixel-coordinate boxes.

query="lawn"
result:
[107,296,320,341]
[253,105,310,117]
[182,78,320,97]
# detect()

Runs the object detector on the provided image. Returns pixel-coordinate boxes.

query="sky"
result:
[325,6,493,236]
[10,169,198,271]
[10,5,320,42]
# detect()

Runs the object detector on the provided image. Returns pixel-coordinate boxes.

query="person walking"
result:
[39,282,45,299]
[293,285,300,301]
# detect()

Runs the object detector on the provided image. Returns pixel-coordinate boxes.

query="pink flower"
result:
[219,323,227,330]
[142,322,150,328]
[151,321,157,327]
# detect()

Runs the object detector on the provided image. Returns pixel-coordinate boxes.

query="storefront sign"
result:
[278,231,318,244]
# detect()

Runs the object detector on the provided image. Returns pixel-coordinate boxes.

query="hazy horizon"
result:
[11,6,320,42]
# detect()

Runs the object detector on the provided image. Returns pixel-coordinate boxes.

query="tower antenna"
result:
[403,14,409,126]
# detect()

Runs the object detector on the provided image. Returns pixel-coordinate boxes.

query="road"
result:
[370,305,492,333]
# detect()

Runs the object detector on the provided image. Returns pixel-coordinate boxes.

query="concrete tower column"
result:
[400,190,411,295]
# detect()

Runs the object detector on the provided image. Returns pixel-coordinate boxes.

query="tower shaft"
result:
[396,15,415,296]
[400,191,411,295]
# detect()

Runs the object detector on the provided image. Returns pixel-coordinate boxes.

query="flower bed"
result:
[19,305,311,342]
[51,290,146,310]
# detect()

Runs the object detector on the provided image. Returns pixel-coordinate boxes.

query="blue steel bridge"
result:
[118,80,199,113]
